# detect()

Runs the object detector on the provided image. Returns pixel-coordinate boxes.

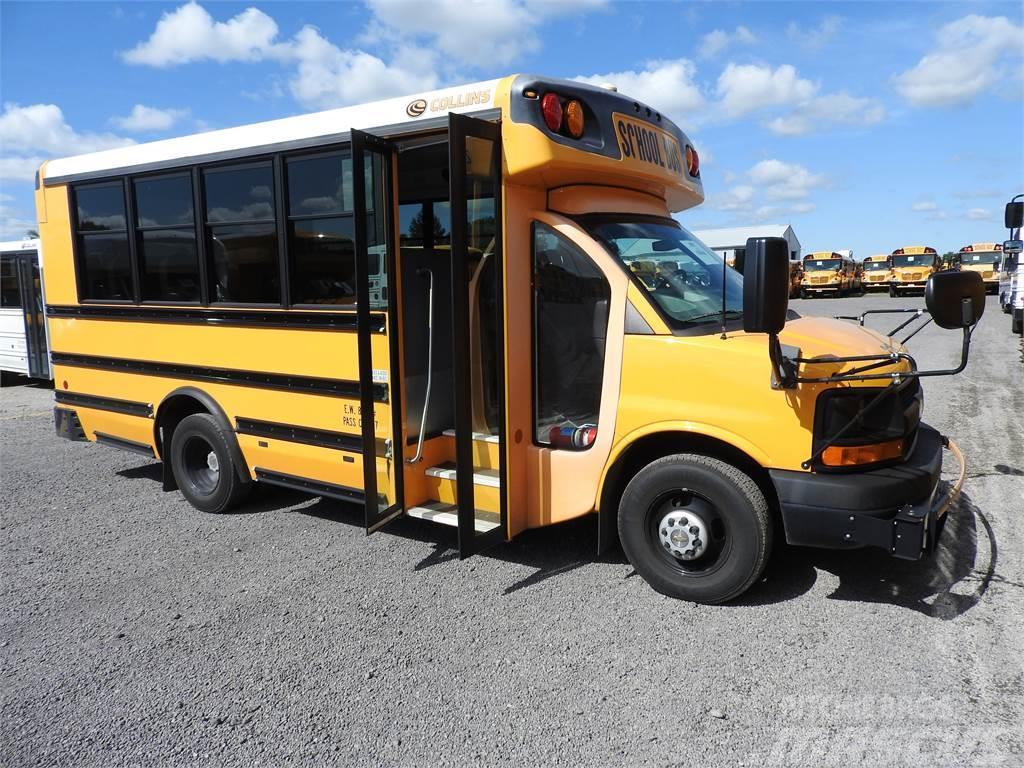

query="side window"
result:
[134,173,200,302]
[1,257,21,307]
[532,223,611,449]
[74,181,133,300]
[203,163,280,304]
[285,153,356,306]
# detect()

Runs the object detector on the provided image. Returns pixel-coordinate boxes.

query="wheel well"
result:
[598,431,781,551]
[154,394,209,460]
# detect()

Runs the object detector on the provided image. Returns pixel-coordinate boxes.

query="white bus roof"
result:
[42,79,502,185]
[0,239,40,253]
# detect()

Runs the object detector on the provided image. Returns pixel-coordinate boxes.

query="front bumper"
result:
[770,425,965,560]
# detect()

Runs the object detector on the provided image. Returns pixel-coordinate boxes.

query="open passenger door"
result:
[449,113,507,557]
[352,129,404,532]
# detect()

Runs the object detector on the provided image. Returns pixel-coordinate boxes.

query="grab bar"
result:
[407,267,434,464]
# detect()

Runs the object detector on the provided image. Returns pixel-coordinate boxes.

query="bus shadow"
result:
[118,460,1002,615]
[738,487,1001,618]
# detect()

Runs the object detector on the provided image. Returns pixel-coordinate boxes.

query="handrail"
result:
[407,268,434,465]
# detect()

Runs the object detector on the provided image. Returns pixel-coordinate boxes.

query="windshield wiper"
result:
[684,309,743,324]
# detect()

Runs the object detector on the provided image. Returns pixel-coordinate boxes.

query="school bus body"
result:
[800,251,856,297]
[38,74,961,603]
[957,243,1002,294]
[889,246,939,296]
[861,254,891,290]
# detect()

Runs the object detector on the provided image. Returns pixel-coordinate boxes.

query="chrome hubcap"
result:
[206,451,219,473]
[658,508,709,561]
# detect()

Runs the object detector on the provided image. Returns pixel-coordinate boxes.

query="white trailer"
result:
[0,239,51,381]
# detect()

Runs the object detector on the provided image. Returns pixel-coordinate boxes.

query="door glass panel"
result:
[451,116,504,553]
[354,134,401,531]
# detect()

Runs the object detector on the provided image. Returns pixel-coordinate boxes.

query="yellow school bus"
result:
[957,243,1002,294]
[889,246,940,297]
[800,251,856,298]
[861,254,892,290]
[37,76,982,604]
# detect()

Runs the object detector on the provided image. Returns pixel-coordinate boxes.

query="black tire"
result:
[170,413,250,513]
[1013,309,1023,335]
[800,288,810,299]
[618,454,772,604]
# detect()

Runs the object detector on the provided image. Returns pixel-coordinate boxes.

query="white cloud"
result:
[715,63,884,134]
[0,103,134,155]
[111,104,189,132]
[748,159,829,200]
[121,2,282,66]
[120,2,460,110]
[765,92,885,136]
[698,26,756,59]
[893,15,1024,107]
[284,28,438,110]
[0,156,45,181]
[912,201,938,212]
[0,201,37,240]
[715,63,816,119]
[713,159,827,220]
[966,207,992,220]
[575,59,705,123]
[365,0,607,66]
[786,16,842,50]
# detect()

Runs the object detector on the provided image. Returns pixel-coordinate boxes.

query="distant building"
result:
[691,224,802,265]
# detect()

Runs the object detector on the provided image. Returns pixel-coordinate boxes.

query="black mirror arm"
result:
[768,334,798,389]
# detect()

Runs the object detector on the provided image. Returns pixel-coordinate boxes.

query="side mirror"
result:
[1006,201,1023,229]
[925,270,985,329]
[1004,239,1023,255]
[742,237,790,335]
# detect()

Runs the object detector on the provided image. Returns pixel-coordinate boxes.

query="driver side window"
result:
[532,223,610,450]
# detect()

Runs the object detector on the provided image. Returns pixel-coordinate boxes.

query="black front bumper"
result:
[771,425,949,560]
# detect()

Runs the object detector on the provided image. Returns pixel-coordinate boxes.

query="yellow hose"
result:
[934,438,966,517]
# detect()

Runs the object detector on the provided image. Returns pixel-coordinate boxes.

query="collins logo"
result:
[406,99,427,117]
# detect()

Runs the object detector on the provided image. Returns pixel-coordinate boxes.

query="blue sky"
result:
[1,1,1022,258]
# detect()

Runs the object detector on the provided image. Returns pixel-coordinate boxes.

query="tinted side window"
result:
[203,164,280,303]
[532,223,610,449]
[286,154,355,305]
[75,182,133,300]
[134,174,200,302]
[1,257,21,307]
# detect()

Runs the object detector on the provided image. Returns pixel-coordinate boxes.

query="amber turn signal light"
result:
[565,99,585,138]
[821,438,903,467]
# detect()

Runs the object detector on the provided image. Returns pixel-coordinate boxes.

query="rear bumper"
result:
[770,425,965,560]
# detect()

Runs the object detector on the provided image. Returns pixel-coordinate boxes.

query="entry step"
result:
[424,462,499,488]
[442,429,500,444]
[406,501,500,532]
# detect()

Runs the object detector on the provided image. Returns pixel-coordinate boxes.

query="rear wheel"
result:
[618,454,772,604]
[170,413,251,513]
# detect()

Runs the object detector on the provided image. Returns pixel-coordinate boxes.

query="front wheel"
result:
[170,413,251,513]
[618,454,772,604]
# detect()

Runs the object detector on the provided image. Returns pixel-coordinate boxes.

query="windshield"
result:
[892,254,934,267]
[584,218,743,329]
[864,261,889,271]
[961,251,1000,265]
[805,259,841,271]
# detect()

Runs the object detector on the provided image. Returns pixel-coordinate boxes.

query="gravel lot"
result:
[2,293,1022,767]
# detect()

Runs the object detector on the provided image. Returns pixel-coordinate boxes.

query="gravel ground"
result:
[1,293,1022,767]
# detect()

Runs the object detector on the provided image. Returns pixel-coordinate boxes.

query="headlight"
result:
[812,383,921,469]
